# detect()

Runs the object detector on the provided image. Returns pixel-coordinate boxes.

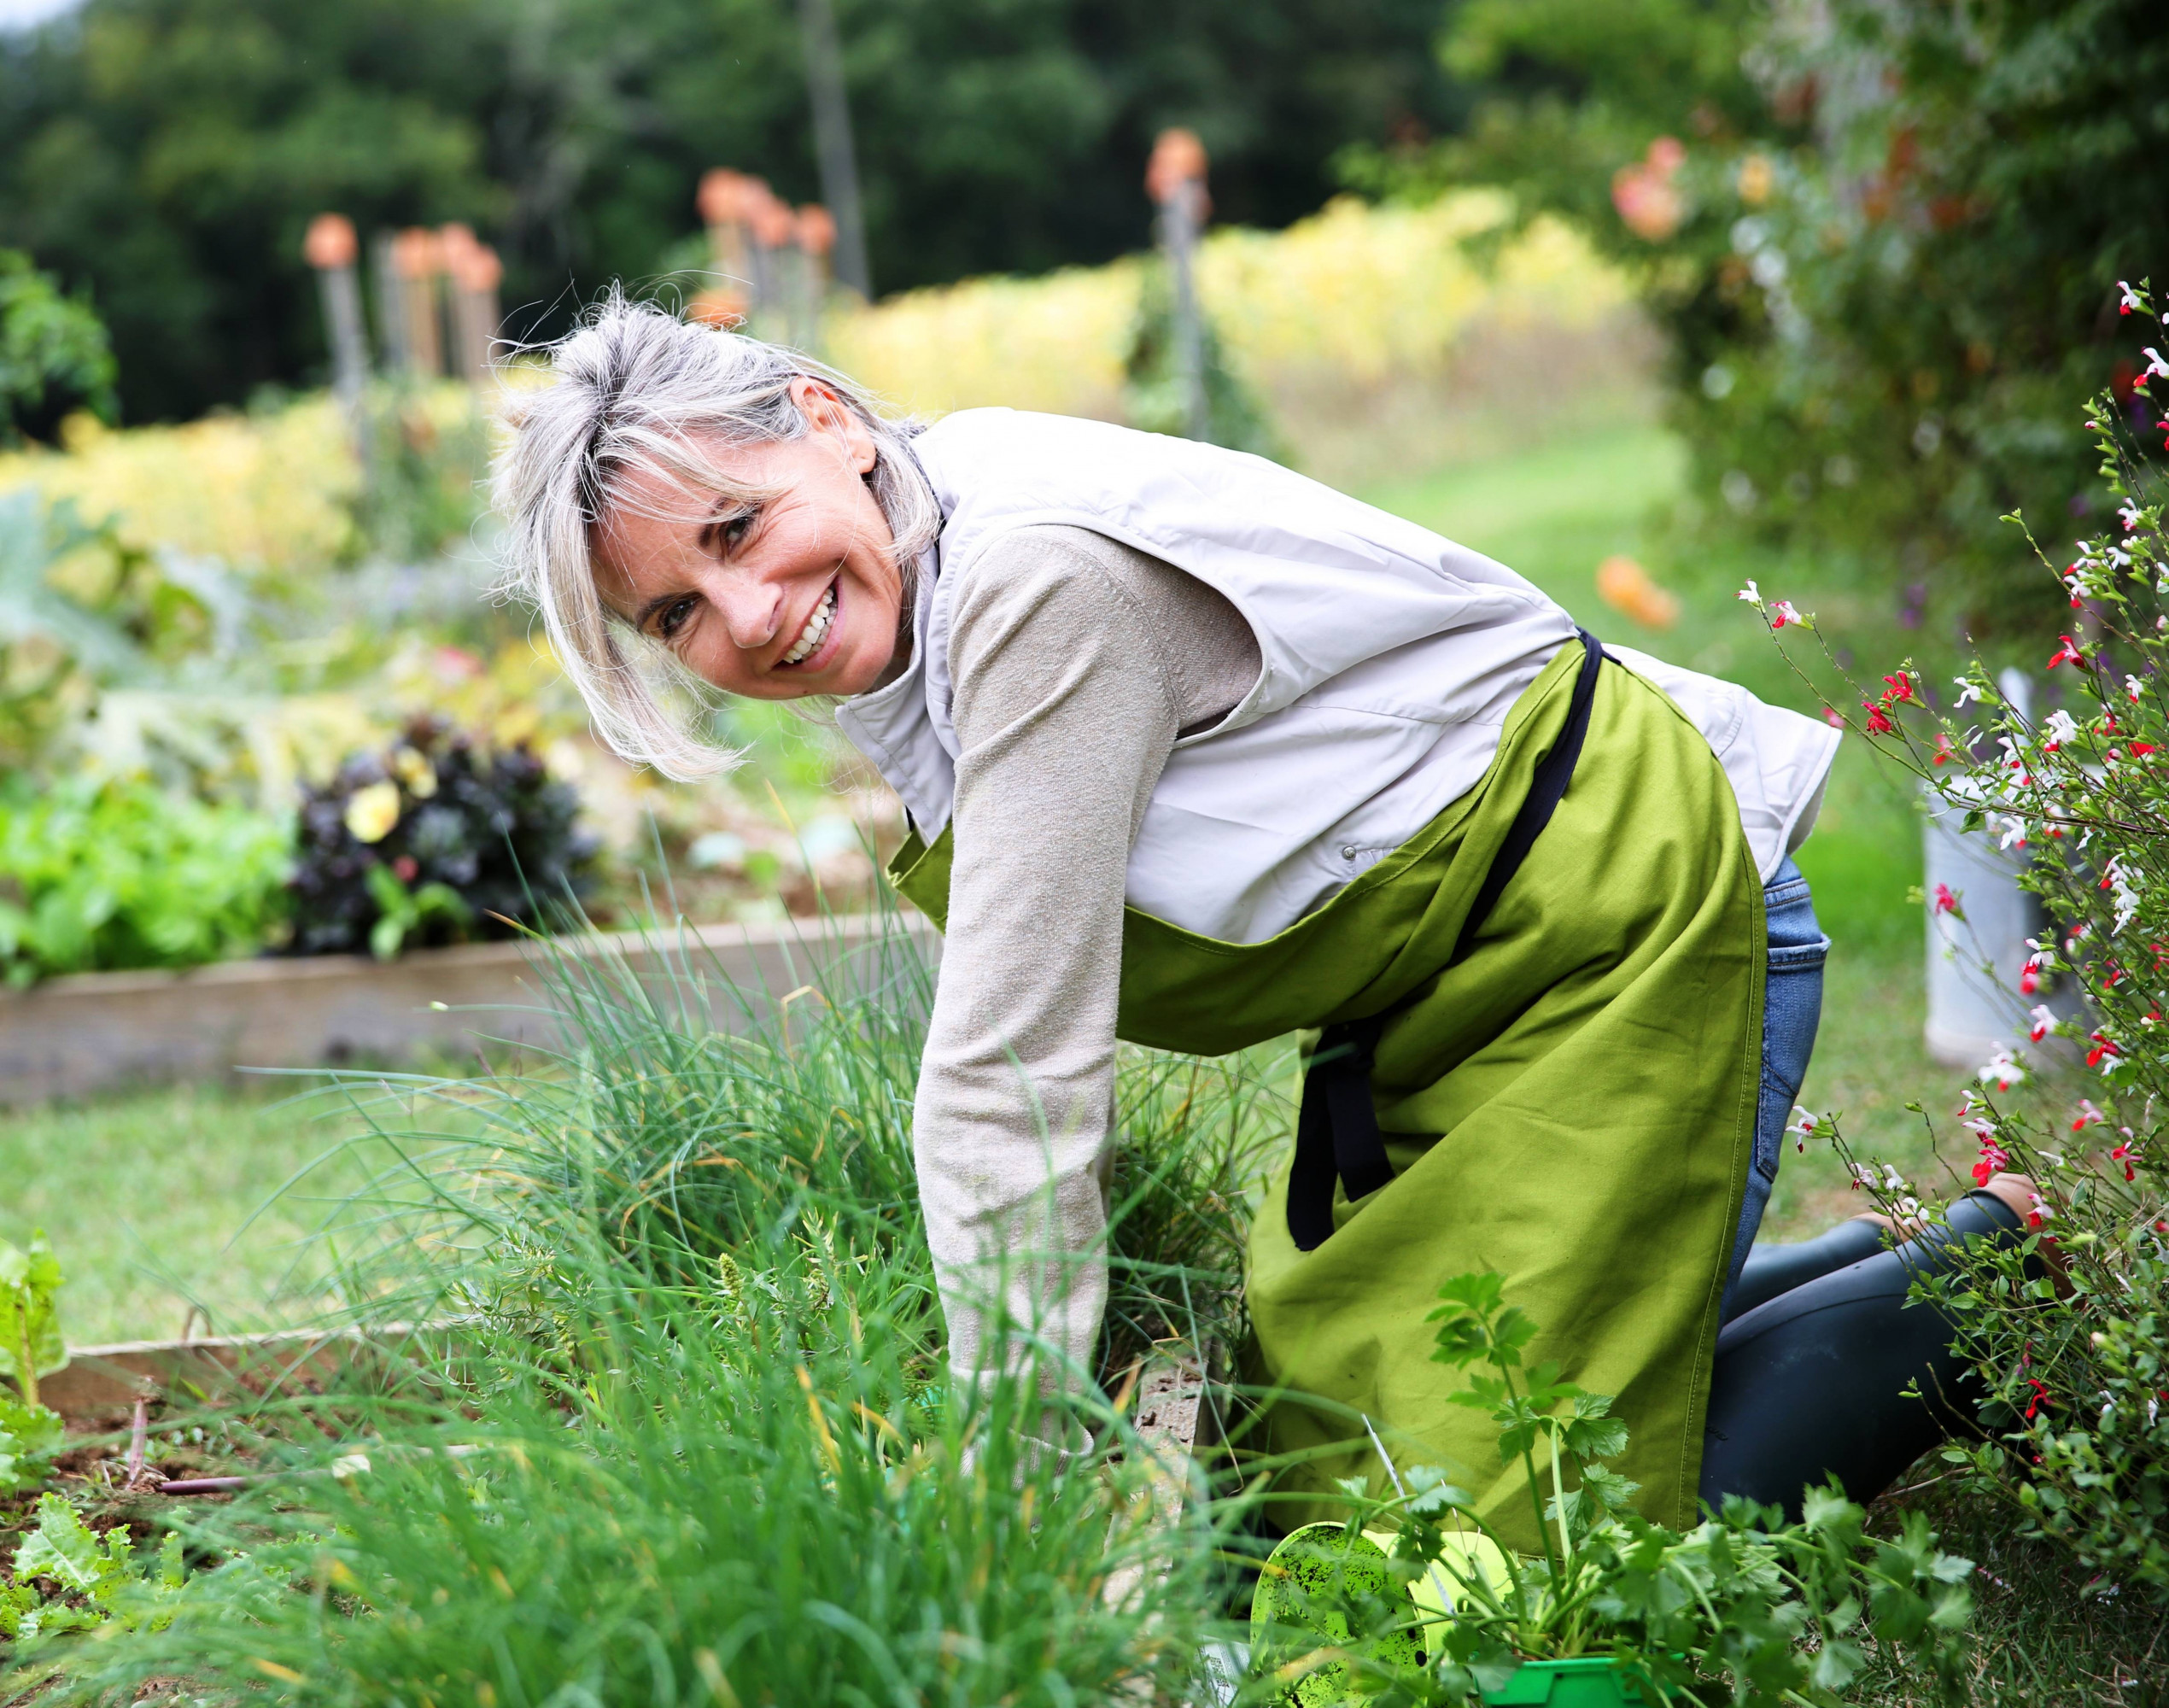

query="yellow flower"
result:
[390,746,439,798]
[344,780,402,844]
[1737,153,1776,208]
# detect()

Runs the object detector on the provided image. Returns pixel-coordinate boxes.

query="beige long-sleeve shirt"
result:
[915,524,1260,1396]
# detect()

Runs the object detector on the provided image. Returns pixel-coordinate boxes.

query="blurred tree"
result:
[0,0,1460,423]
[1351,0,2169,633]
[0,249,116,442]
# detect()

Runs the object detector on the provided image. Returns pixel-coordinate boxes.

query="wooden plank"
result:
[39,1324,445,1421]
[0,910,938,1106]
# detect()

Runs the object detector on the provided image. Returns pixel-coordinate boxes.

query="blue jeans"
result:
[1722,857,1829,1314]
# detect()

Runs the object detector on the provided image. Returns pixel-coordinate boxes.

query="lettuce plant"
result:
[0,772,290,984]
[0,1495,186,1646]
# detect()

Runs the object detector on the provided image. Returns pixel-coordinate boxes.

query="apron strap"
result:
[1287,629,1608,1253]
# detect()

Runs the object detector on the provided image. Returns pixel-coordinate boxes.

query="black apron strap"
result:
[1286,629,1607,1253]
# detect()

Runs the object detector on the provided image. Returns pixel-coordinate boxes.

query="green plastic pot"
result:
[1480,1656,1646,1706]
[1252,1524,1650,1707]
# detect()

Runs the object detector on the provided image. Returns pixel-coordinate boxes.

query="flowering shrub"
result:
[287,718,599,960]
[1744,285,2169,1594]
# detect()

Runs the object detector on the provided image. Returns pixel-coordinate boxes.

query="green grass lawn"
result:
[0,1080,378,1346]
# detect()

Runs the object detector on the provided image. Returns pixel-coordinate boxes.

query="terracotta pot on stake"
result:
[389,228,445,379]
[794,204,836,352]
[746,178,796,336]
[438,224,503,383]
[301,213,371,459]
[1146,127,1211,442]
[699,168,757,308]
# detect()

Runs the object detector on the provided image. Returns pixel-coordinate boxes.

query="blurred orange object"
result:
[1146,128,1208,207]
[302,213,357,270]
[687,287,749,328]
[797,205,836,256]
[1596,554,1681,629]
[1611,137,1687,243]
[699,168,756,227]
[391,227,442,278]
[750,185,797,250]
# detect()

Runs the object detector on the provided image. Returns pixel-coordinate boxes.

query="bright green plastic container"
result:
[1252,1524,1648,1707]
[1480,1656,1646,1705]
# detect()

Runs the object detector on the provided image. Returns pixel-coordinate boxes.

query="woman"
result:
[497,297,2032,1544]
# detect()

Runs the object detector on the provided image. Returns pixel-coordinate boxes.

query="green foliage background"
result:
[0,0,1463,424]
[1353,0,2169,640]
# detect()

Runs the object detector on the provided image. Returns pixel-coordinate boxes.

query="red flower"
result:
[392,855,420,884]
[1931,883,1959,915]
[1972,1134,2011,1185]
[1932,733,1954,765]
[2134,742,2159,757]
[2087,1031,2122,1068]
[2025,1378,2055,1419]
[2049,635,2087,670]
[1881,671,1915,705]
[1863,701,1896,734]
[2113,1138,2138,1183]
[1823,706,1845,728]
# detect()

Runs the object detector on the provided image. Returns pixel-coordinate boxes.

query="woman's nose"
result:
[710,571,781,651]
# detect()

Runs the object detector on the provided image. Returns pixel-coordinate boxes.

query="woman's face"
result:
[593,379,907,700]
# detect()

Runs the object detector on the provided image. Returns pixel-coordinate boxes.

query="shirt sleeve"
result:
[911,524,1253,1409]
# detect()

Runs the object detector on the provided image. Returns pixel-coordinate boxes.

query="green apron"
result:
[890,640,1763,1547]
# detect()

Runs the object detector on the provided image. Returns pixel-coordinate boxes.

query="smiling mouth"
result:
[778,582,838,667]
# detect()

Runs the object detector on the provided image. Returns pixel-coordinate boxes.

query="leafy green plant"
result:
[361,862,471,962]
[0,1395,62,1498]
[1124,258,1282,458]
[0,1231,65,1418]
[1252,1269,1976,1705]
[287,717,598,959]
[0,249,114,445]
[0,1494,186,1645]
[1744,280,2169,1599]
[0,772,291,985]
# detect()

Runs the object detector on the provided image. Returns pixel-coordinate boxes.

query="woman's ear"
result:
[789,375,879,474]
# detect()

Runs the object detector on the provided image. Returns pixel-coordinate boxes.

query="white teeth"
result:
[780,583,836,665]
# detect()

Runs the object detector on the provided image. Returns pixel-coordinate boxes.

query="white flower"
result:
[2121,502,2144,533]
[1997,816,2027,851]
[2043,709,2080,750]
[2028,1004,2057,1042]
[1979,1045,2026,1091]
[2119,280,2144,314]
[2128,675,2146,705]
[2106,857,2143,935]
[1955,676,1983,707]
[1737,581,1763,608]
[2144,348,2169,384]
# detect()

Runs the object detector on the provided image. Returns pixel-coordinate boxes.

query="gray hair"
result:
[491,291,938,779]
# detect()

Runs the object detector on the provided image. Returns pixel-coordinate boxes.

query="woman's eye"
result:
[657,596,699,639]
[719,509,757,552]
